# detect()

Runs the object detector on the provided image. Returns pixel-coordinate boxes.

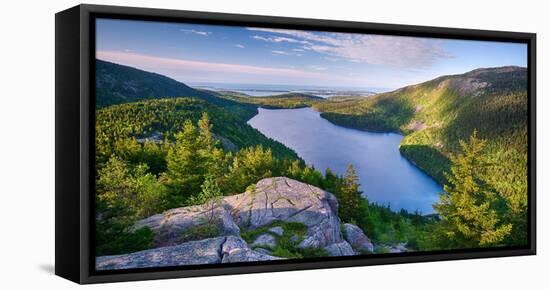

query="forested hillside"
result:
[213,91,326,109]
[96,60,209,106]
[313,67,527,178]
[96,60,258,120]
[313,66,529,246]
[96,98,300,171]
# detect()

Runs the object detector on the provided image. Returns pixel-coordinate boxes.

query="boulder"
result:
[96,237,226,270]
[221,236,281,263]
[220,235,249,256]
[324,241,355,256]
[268,226,284,236]
[343,223,374,253]
[135,177,343,249]
[252,233,277,249]
[225,177,343,249]
[135,203,240,247]
[105,177,354,270]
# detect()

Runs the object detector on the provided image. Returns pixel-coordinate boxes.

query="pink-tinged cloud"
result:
[247,27,452,68]
[96,51,329,83]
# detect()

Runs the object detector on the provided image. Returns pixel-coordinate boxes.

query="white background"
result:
[0,0,547,287]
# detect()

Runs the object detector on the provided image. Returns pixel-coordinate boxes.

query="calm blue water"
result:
[248,107,442,214]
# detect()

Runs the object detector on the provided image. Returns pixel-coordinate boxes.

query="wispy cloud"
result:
[252,35,310,44]
[234,44,245,49]
[271,50,302,56]
[308,65,328,71]
[97,51,326,82]
[179,29,211,36]
[323,56,339,62]
[247,27,452,68]
[271,50,287,55]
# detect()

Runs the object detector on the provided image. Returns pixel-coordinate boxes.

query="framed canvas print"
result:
[55,4,536,284]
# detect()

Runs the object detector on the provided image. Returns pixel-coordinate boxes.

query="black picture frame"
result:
[55,4,536,284]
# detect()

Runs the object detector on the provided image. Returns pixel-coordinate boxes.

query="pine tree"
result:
[197,112,227,180]
[165,120,205,205]
[339,164,363,223]
[197,112,214,152]
[227,145,275,193]
[323,168,342,195]
[95,156,158,255]
[434,130,512,248]
[188,174,223,223]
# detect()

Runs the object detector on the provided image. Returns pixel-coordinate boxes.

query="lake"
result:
[248,107,442,214]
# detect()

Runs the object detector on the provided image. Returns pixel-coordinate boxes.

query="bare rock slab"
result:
[135,203,240,247]
[96,237,226,270]
[96,236,281,270]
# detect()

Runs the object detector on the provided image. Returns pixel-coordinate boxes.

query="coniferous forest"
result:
[94,59,529,264]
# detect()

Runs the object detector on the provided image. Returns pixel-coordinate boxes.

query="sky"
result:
[96,18,527,90]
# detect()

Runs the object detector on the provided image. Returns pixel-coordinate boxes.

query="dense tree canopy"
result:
[94,65,528,255]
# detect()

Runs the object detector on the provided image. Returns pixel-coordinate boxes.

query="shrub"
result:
[241,221,327,259]
[96,226,154,256]
[180,223,221,243]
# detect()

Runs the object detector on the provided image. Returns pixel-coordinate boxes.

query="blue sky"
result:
[96,18,527,90]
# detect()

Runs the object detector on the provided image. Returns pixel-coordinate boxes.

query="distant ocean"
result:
[189,82,391,98]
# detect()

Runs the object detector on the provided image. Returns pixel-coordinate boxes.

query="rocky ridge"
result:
[96,177,382,270]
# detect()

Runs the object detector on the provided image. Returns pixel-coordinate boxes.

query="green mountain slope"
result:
[212,91,326,109]
[208,65,528,246]
[313,67,528,236]
[95,60,258,120]
[95,59,302,167]
[95,59,212,107]
[96,97,300,167]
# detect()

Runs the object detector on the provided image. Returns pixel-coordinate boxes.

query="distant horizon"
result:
[96,57,391,91]
[97,57,526,95]
[187,81,390,92]
[186,65,526,93]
